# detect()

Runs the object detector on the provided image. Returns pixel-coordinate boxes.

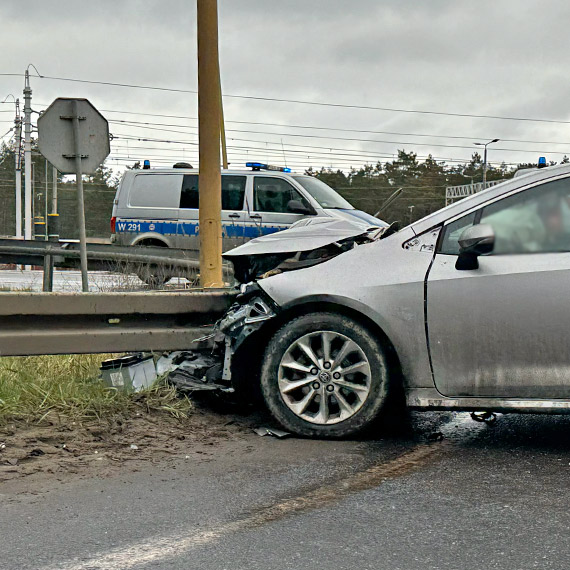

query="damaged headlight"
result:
[219,294,276,336]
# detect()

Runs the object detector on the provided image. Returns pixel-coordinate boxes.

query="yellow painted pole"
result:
[219,76,228,170]
[197,0,223,287]
[218,61,228,169]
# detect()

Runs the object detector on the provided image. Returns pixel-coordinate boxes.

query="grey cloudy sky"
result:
[2,0,570,172]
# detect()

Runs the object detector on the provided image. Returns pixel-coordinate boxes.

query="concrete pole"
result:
[197,0,223,287]
[23,70,32,240]
[14,99,22,238]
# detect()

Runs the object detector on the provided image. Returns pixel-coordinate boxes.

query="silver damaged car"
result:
[190,165,570,438]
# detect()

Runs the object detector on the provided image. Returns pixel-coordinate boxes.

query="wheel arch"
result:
[132,234,171,248]
[232,295,405,401]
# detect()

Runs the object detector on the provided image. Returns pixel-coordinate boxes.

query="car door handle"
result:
[228,213,241,219]
[250,214,262,220]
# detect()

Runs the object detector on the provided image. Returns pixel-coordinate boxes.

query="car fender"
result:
[256,231,436,389]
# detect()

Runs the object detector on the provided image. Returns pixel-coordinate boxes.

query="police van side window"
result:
[129,174,182,208]
[180,175,199,209]
[180,175,246,210]
[222,176,246,210]
[253,177,309,213]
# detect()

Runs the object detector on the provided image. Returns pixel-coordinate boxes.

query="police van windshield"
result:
[292,176,354,209]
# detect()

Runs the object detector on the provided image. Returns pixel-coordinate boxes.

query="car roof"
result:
[411,163,570,235]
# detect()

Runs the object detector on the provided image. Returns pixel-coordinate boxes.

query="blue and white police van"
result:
[110,162,386,255]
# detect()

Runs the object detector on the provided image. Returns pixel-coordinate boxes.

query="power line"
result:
[110,117,570,146]
[23,101,570,148]
[113,130,568,159]
[5,71,570,125]
[109,145,479,166]
[109,120,570,155]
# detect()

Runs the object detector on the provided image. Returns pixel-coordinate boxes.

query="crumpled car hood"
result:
[223,218,385,284]
[223,218,374,258]
[325,208,388,227]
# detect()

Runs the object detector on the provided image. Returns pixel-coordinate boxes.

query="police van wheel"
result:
[135,240,170,288]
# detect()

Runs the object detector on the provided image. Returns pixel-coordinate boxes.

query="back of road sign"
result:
[37,98,110,174]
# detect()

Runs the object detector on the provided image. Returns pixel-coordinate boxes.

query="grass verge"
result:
[0,354,192,426]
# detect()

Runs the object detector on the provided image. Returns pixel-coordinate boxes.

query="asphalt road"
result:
[1,411,569,570]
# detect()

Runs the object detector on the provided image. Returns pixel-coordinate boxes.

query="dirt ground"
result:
[0,403,261,490]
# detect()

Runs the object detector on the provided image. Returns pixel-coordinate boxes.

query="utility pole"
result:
[197,0,223,287]
[23,70,32,240]
[14,99,22,238]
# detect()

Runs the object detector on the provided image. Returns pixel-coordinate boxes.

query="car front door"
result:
[426,176,570,398]
[245,176,309,237]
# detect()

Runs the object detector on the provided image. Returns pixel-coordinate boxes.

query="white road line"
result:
[43,443,446,570]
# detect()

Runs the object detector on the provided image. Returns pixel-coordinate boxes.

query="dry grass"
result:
[0,354,192,426]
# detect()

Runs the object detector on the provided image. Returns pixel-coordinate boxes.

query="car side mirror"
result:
[455,223,495,270]
[287,199,317,215]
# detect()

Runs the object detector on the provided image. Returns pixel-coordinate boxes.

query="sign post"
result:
[37,98,110,292]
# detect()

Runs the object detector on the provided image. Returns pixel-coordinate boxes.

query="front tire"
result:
[260,312,390,438]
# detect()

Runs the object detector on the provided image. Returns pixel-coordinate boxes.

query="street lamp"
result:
[474,138,499,188]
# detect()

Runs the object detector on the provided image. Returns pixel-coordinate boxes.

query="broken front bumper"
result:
[159,286,278,394]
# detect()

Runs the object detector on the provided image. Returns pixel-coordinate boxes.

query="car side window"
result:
[480,178,570,254]
[439,212,477,255]
[253,177,310,213]
[180,175,247,210]
[439,178,570,255]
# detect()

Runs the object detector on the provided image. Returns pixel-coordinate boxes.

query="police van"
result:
[110,162,386,255]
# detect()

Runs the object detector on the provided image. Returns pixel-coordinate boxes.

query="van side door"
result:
[117,173,181,247]
[246,175,310,237]
[177,173,248,253]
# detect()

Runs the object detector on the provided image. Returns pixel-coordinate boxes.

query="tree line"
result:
[306,150,565,224]
[0,139,564,236]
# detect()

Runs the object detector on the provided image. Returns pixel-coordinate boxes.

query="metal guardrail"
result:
[0,239,203,291]
[0,290,235,356]
[0,240,237,358]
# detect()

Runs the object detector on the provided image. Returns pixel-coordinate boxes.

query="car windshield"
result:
[292,176,354,209]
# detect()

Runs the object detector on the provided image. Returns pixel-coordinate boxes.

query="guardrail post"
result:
[42,250,54,292]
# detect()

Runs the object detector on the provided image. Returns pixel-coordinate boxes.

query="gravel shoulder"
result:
[0,403,262,493]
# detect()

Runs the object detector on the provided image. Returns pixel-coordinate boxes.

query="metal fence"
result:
[445,180,504,206]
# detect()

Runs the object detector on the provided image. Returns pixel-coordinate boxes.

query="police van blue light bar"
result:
[246,162,291,173]
[538,156,547,168]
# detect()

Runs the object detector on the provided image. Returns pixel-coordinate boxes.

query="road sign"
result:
[37,98,110,292]
[37,98,110,174]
